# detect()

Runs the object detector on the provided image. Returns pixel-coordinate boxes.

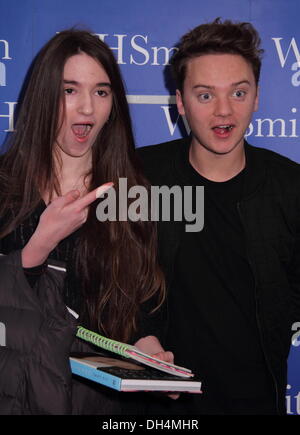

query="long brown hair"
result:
[0,29,165,342]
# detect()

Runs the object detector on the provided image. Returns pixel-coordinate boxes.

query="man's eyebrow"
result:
[193,84,213,90]
[193,80,252,90]
[232,80,251,87]
[63,80,111,87]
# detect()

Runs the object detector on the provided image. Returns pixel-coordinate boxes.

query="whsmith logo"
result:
[0,38,11,86]
[2,34,300,139]
[286,384,300,415]
[0,38,16,133]
[95,33,177,66]
[272,37,300,87]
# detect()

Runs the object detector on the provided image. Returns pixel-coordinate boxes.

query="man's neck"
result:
[189,140,246,182]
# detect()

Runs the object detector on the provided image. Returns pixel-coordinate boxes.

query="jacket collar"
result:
[243,141,267,200]
[173,136,267,200]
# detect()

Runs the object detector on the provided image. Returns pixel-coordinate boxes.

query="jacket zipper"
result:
[237,201,280,415]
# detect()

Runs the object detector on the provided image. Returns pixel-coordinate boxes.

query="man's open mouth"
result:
[212,125,234,133]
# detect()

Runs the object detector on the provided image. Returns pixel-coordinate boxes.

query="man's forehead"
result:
[184,53,256,85]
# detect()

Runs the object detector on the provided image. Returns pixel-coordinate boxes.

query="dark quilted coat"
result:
[0,250,123,414]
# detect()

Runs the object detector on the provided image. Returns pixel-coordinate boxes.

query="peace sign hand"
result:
[21,182,113,268]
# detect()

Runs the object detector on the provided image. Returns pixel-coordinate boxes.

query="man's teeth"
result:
[214,125,233,131]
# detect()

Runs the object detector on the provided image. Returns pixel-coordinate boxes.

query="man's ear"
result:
[176,89,185,116]
[254,85,259,112]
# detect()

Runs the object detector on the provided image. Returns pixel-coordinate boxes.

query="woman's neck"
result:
[44,148,92,203]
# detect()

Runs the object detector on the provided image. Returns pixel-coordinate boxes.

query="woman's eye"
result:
[97,88,111,97]
[64,88,74,95]
[97,90,107,97]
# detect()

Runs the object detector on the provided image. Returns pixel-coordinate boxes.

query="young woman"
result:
[0,29,169,415]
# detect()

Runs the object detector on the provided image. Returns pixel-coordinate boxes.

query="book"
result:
[70,352,202,393]
[76,325,193,378]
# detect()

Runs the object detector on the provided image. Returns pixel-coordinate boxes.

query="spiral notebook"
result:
[76,326,194,378]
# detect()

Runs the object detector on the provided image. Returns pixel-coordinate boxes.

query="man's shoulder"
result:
[247,143,300,175]
[137,137,187,162]
[136,137,189,182]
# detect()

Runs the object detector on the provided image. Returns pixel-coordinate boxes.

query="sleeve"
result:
[23,263,47,288]
[0,210,47,288]
[287,190,300,329]
[0,250,77,414]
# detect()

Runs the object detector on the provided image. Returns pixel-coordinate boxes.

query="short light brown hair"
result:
[171,18,264,91]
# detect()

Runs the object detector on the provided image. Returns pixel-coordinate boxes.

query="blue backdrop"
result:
[1,0,300,414]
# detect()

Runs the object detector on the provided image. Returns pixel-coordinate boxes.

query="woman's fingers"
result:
[63,189,81,204]
[96,182,114,198]
[76,182,114,209]
[152,351,174,364]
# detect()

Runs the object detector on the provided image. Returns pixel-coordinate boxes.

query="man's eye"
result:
[199,93,211,101]
[233,90,246,98]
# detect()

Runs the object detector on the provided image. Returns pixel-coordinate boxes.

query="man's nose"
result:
[214,97,233,117]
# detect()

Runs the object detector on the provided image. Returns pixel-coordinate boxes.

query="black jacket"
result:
[0,250,124,415]
[0,199,161,415]
[137,137,300,414]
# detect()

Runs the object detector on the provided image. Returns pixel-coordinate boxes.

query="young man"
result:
[137,18,300,415]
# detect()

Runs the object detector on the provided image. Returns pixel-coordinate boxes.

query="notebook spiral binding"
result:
[76,325,194,378]
[76,326,131,358]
